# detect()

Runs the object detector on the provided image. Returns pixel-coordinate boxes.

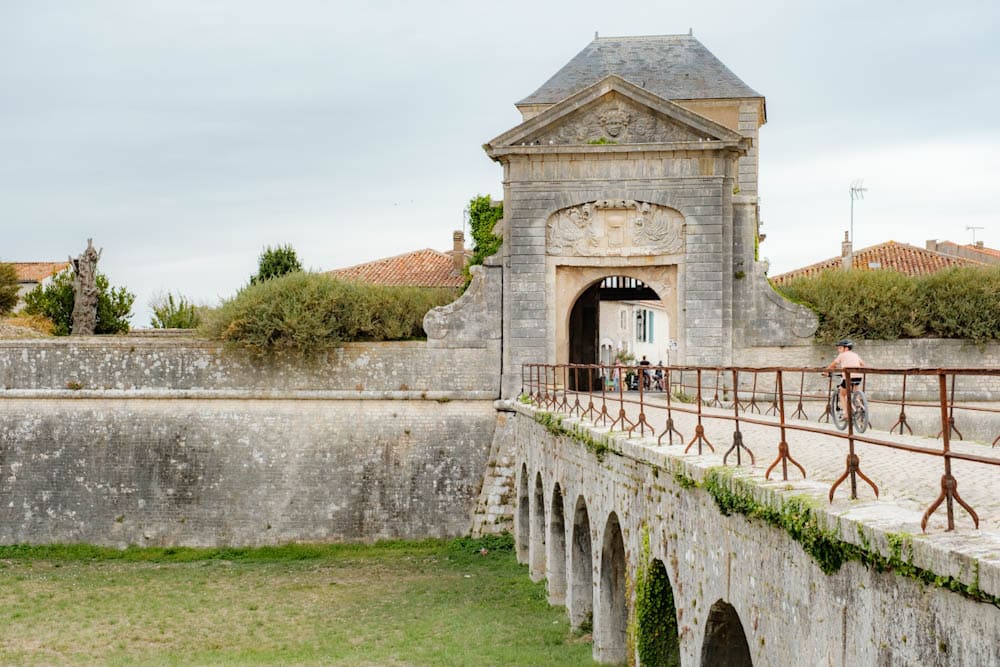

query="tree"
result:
[23,270,134,335]
[463,195,503,286]
[251,244,303,284]
[0,262,18,315]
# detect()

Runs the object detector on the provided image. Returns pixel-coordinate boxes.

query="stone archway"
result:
[596,512,628,664]
[547,483,567,605]
[547,200,684,370]
[516,464,529,564]
[569,496,593,631]
[555,266,679,371]
[701,599,753,666]
[529,472,546,582]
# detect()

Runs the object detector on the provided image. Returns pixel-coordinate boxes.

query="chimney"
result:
[925,239,938,252]
[452,230,465,274]
[841,231,853,270]
[976,240,985,249]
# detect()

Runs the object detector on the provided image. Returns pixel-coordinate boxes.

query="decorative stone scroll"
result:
[546,200,684,257]
[531,96,706,145]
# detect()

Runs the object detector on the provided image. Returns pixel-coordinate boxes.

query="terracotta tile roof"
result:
[11,262,70,283]
[327,248,465,288]
[770,241,984,285]
[963,243,1000,260]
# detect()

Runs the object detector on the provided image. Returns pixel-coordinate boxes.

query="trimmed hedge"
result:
[774,266,1000,344]
[199,272,457,358]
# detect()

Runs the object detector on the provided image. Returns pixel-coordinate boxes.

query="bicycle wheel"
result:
[830,391,847,430]
[851,390,869,433]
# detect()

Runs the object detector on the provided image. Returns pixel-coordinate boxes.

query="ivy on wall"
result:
[634,527,681,666]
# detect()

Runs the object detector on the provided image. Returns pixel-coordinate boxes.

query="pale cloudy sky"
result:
[2,1,998,326]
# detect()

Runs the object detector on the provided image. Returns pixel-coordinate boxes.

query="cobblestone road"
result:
[545,389,1000,535]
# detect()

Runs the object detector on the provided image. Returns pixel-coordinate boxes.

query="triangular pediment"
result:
[486,75,745,151]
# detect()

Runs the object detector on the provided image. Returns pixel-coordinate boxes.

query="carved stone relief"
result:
[530,95,706,145]
[546,201,684,257]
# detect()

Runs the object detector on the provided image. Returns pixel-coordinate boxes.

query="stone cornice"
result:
[485,138,749,160]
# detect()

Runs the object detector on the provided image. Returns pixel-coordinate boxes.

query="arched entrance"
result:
[565,273,675,389]
[556,265,679,386]
[701,599,753,666]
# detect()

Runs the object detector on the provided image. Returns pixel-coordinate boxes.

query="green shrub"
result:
[773,267,1000,343]
[250,244,303,284]
[0,262,18,315]
[22,270,134,335]
[150,293,201,329]
[200,272,456,358]
[916,267,1000,343]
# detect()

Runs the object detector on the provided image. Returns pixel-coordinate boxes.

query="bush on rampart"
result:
[774,266,1000,344]
[199,272,457,358]
[0,262,19,315]
[22,269,135,335]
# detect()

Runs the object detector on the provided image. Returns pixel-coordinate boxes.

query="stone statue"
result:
[70,239,102,335]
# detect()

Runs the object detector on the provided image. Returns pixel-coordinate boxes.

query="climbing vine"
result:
[634,527,681,666]
[532,411,620,461]
[701,468,1000,607]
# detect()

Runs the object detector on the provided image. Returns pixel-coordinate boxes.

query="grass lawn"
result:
[0,536,596,666]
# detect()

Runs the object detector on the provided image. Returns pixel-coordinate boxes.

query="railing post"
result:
[765,369,805,481]
[922,371,979,532]
[724,369,754,465]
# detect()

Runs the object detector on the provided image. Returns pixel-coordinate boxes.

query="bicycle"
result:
[827,373,869,433]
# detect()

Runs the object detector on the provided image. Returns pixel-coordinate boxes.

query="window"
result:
[635,309,655,343]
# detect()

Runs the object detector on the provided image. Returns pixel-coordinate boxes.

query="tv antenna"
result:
[849,179,867,245]
[966,225,984,244]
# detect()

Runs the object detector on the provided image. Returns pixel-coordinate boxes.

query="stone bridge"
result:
[504,396,1000,665]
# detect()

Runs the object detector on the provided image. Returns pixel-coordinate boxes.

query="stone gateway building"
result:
[481,34,816,397]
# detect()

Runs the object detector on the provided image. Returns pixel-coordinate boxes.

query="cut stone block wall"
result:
[0,334,502,546]
[512,406,1000,666]
[0,398,495,547]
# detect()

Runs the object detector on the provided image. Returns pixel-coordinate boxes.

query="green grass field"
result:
[0,536,596,666]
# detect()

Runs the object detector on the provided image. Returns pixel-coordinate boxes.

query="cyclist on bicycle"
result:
[827,339,865,415]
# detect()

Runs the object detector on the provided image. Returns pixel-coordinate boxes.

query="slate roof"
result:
[770,241,985,285]
[327,249,465,288]
[12,262,70,283]
[518,34,762,106]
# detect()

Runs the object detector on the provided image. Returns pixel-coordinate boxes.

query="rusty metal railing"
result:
[521,363,1000,533]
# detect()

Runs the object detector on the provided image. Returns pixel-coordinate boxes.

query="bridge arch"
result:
[516,463,529,564]
[546,482,567,605]
[595,511,628,664]
[529,471,546,582]
[701,599,753,666]
[568,495,593,631]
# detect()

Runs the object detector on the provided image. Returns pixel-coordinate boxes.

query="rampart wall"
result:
[0,336,502,547]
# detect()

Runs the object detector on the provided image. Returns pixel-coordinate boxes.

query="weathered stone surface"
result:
[69,239,101,336]
[0,338,500,395]
[0,398,495,546]
[510,404,1000,666]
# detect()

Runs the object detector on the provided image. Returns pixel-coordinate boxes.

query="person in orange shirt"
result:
[827,339,865,414]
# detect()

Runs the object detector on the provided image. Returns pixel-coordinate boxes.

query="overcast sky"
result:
[3,1,998,326]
